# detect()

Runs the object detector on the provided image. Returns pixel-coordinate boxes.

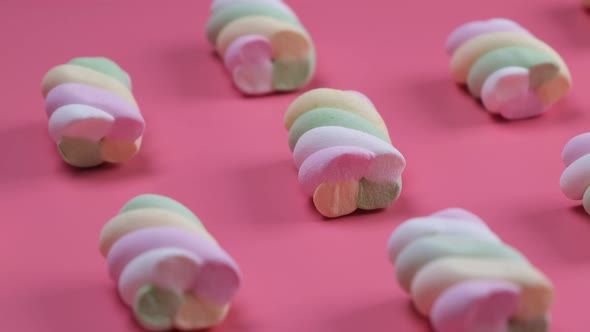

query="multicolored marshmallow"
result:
[561,133,590,214]
[41,57,145,167]
[447,19,571,120]
[207,0,315,95]
[99,194,241,331]
[285,88,406,218]
[387,208,553,332]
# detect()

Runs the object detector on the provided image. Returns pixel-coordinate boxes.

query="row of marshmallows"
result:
[98,196,553,332]
[39,17,581,170]
[281,88,590,219]
[39,74,590,219]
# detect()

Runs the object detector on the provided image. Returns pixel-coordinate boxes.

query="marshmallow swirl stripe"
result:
[207,0,316,95]
[560,133,590,215]
[285,88,406,218]
[447,18,571,120]
[41,57,145,168]
[387,208,553,332]
[99,194,242,331]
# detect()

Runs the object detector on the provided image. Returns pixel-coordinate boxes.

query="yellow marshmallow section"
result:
[99,208,216,256]
[411,257,553,319]
[42,64,138,107]
[216,16,311,60]
[284,88,388,135]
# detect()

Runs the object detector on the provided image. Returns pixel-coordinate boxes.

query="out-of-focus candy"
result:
[561,133,590,214]
[387,208,553,332]
[207,0,315,95]
[447,19,571,120]
[99,194,241,331]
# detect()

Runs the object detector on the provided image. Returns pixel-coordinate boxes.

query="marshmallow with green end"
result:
[285,89,405,218]
[100,194,241,331]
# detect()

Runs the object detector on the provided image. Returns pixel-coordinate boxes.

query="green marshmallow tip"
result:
[134,285,184,331]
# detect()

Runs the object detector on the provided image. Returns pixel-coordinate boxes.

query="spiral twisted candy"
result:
[560,133,590,214]
[207,0,315,95]
[447,18,571,120]
[387,208,553,332]
[41,57,145,167]
[284,88,406,218]
[99,194,242,331]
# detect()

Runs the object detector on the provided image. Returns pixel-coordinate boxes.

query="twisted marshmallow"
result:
[207,0,315,95]
[447,19,571,120]
[387,208,553,332]
[560,133,590,214]
[99,194,241,331]
[285,88,406,218]
[42,57,145,167]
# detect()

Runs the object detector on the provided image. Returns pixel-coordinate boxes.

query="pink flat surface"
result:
[1,0,590,331]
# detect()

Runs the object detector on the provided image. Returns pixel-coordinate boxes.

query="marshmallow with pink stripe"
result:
[207,0,315,95]
[284,88,406,218]
[388,208,553,332]
[560,133,590,214]
[447,18,571,120]
[41,57,145,167]
[99,194,241,331]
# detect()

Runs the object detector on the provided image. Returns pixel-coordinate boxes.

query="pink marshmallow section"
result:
[562,133,590,166]
[431,280,521,332]
[224,35,272,71]
[561,135,590,214]
[108,227,241,304]
[45,83,144,141]
[118,248,202,306]
[481,67,547,120]
[224,35,274,95]
[560,154,590,200]
[446,18,529,55]
[298,146,404,196]
[293,126,404,169]
[48,104,114,142]
[298,146,374,195]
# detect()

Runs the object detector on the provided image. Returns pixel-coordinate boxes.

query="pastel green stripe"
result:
[207,3,300,44]
[69,57,131,89]
[357,178,401,210]
[288,108,391,151]
[396,234,528,292]
[120,194,203,226]
[134,285,183,330]
[273,58,313,91]
[467,46,557,97]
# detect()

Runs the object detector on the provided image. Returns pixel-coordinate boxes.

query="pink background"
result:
[1,0,590,331]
